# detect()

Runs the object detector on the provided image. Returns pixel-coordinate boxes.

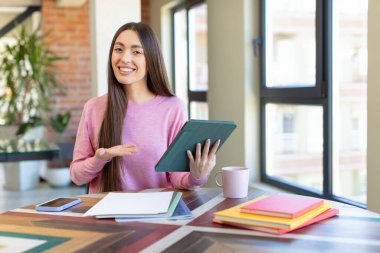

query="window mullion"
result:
[322,0,333,198]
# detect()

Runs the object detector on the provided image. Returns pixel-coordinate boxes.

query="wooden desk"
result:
[0,188,379,252]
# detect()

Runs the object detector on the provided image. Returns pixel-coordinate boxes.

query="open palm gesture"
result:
[96,144,137,161]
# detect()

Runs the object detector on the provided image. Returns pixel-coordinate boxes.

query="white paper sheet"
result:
[83,191,174,217]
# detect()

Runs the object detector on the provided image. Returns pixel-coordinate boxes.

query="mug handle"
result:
[215,171,223,187]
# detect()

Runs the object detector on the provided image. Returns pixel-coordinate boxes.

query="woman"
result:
[70,22,220,193]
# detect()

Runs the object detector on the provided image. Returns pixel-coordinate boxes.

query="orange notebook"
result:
[213,195,331,230]
[213,208,339,235]
[240,194,324,218]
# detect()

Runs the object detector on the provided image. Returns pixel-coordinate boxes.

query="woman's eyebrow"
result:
[114,42,142,49]
[114,42,125,47]
[131,44,143,49]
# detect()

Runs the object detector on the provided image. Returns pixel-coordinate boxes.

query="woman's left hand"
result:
[187,139,221,180]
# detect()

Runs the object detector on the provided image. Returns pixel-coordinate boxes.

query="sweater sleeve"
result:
[167,100,208,190]
[70,102,108,186]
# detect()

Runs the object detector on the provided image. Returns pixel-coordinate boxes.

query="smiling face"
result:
[111,30,147,87]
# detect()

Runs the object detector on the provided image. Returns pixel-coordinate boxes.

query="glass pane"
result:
[265,0,316,87]
[190,102,208,120]
[188,3,208,91]
[332,0,367,203]
[174,9,188,105]
[266,103,323,192]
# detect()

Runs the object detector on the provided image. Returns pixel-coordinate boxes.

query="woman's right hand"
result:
[96,144,137,161]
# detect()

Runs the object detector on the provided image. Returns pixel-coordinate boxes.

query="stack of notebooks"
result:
[83,191,193,222]
[213,194,339,235]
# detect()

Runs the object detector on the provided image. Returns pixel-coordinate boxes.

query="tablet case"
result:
[155,120,237,172]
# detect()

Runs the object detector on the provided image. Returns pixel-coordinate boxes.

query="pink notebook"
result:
[240,195,324,218]
[214,208,339,235]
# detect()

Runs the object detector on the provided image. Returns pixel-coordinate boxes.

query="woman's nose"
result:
[121,51,132,63]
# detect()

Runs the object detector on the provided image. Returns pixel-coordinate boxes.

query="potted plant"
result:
[0,24,64,137]
[0,24,65,191]
[46,111,73,187]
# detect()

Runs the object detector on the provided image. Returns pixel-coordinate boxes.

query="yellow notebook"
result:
[214,195,331,230]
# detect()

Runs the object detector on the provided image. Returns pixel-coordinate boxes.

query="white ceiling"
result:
[0,0,41,7]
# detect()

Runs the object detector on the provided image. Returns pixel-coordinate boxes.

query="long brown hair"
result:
[98,22,173,192]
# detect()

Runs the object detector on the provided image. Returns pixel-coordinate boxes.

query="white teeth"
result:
[119,67,134,72]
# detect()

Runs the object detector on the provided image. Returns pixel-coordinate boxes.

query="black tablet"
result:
[155,120,237,172]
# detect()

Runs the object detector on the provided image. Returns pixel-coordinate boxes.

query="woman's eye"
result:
[133,50,143,55]
[114,47,123,53]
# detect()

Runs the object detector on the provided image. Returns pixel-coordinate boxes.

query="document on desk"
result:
[83,191,174,218]
[115,198,193,222]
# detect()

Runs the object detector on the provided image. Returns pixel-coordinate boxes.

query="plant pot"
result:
[1,126,47,191]
[3,161,42,191]
[46,167,71,187]
[22,125,45,141]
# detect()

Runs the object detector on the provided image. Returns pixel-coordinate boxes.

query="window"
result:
[260,0,367,207]
[172,0,208,119]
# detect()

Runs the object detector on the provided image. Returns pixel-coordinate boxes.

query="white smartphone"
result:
[35,197,82,212]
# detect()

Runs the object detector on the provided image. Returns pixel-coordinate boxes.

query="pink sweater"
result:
[70,95,207,193]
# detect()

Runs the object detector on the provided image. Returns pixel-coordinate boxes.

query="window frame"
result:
[259,0,365,208]
[171,0,207,118]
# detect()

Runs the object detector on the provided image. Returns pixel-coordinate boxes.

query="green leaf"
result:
[50,112,71,134]
[16,116,44,136]
[0,23,66,133]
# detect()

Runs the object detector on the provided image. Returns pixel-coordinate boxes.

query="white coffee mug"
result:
[215,166,249,198]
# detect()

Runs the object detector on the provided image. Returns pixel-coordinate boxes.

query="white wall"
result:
[367,0,380,213]
[206,0,260,186]
[90,0,141,96]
